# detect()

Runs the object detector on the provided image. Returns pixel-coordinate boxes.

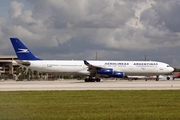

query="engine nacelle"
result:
[110,71,125,78]
[97,68,125,78]
[97,68,113,75]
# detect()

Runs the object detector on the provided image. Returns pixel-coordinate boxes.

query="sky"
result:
[0,0,180,68]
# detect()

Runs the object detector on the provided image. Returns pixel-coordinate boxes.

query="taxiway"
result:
[0,79,180,91]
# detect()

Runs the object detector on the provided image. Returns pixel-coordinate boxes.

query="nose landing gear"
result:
[156,75,159,81]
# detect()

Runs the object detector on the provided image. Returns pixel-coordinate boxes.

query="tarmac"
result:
[1,79,180,91]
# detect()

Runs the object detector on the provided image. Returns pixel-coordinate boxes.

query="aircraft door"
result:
[157,65,164,74]
[128,64,135,75]
[42,61,47,68]
[154,65,159,73]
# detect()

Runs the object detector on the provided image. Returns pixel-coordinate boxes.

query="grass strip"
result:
[0,90,180,120]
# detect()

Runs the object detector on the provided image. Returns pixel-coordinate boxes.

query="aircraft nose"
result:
[169,67,174,72]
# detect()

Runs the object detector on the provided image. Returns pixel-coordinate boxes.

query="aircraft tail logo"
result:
[17,48,29,53]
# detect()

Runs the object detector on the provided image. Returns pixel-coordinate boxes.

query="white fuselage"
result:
[23,60,174,76]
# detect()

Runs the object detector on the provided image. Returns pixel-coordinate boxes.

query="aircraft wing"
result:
[84,60,102,70]
[84,60,124,78]
[84,60,102,76]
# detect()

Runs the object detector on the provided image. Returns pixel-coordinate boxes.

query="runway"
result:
[1,79,180,91]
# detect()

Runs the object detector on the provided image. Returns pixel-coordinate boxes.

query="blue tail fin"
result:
[10,38,41,60]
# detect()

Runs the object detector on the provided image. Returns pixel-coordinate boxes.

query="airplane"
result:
[10,38,174,82]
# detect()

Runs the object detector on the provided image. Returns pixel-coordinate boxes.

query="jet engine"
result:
[110,71,125,78]
[97,68,125,78]
[97,68,113,75]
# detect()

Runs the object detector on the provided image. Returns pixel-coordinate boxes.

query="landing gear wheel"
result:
[85,78,89,82]
[84,77,101,82]
[96,78,101,82]
[156,75,159,81]
[167,77,170,80]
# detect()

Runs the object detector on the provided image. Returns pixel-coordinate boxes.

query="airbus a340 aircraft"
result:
[10,38,174,82]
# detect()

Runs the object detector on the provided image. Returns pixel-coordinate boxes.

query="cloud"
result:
[153,0,180,32]
[9,1,24,18]
[0,0,180,67]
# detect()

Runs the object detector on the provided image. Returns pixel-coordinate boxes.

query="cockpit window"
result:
[167,65,170,67]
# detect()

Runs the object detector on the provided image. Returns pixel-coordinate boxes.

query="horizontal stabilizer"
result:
[15,60,31,66]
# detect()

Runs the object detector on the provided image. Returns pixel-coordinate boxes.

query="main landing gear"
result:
[84,77,101,82]
[156,75,159,81]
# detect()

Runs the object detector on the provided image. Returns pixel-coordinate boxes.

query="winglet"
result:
[84,60,90,66]
[10,38,41,60]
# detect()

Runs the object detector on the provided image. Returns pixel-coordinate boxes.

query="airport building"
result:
[0,55,18,76]
[0,55,19,79]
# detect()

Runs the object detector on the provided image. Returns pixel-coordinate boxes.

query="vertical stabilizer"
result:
[10,38,41,60]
